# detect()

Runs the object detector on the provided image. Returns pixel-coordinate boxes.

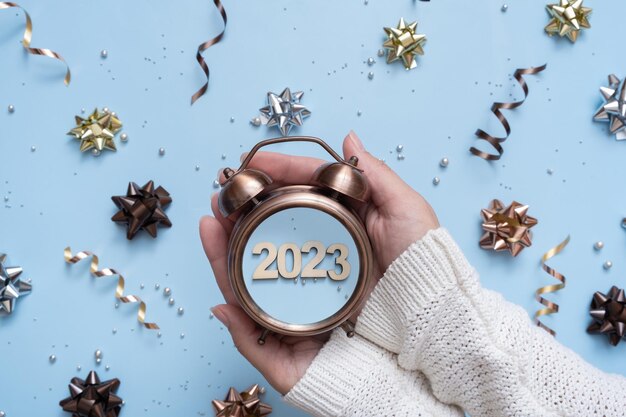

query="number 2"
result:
[252,242,278,279]
[301,241,327,278]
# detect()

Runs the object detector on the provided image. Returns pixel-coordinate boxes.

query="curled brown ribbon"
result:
[0,2,71,85]
[64,247,159,329]
[191,0,227,105]
[470,64,547,160]
[534,235,570,336]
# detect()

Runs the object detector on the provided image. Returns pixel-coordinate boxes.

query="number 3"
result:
[252,241,351,281]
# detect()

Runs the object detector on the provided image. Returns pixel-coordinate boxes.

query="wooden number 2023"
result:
[252,241,350,281]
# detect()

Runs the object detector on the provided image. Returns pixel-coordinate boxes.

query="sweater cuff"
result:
[356,228,474,353]
[284,329,390,417]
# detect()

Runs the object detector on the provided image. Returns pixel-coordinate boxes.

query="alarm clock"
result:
[218,136,373,344]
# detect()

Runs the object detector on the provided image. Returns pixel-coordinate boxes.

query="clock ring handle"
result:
[235,136,360,175]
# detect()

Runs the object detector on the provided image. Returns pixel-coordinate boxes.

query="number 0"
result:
[277,243,301,279]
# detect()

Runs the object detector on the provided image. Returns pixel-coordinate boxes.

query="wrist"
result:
[355,228,474,353]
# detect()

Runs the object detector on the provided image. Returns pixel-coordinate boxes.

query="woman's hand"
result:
[199,131,438,394]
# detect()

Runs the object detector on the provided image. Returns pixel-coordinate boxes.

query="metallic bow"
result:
[0,253,31,314]
[479,200,538,257]
[111,181,172,240]
[59,371,122,417]
[212,385,272,417]
[67,108,122,153]
[593,74,626,140]
[259,88,311,136]
[383,18,426,70]
[588,286,626,346]
[545,0,591,43]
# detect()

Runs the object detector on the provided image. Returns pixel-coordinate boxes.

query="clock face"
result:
[241,207,361,326]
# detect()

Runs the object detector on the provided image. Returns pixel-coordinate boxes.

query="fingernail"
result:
[211,306,230,328]
[347,130,364,151]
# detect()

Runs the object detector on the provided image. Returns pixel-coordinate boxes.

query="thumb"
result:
[211,304,283,380]
[342,130,414,208]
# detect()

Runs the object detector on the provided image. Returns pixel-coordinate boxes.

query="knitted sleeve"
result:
[284,329,464,417]
[356,228,626,417]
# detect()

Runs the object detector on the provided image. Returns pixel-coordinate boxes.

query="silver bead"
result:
[159,147,165,156]
[155,283,160,290]
[259,386,266,394]
[163,287,171,296]
[368,72,374,80]
[105,365,110,371]
[91,149,101,157]
[250,117,262,127]
[0,410,6,417]
[195,165,200,171]
[112,328,117,334]
[76,365,82,371]
[594,241,604,250]
[396,145,404,152]
[140,283,145,289]
[440,157,449,167]
[397,154,405,160]
[169,297,175,305]
[49,354,56,363]
[377,49,385,57]
[357,110,362,117]
[177,307,184,315]
[367,57,375,66]
[337,286,342,292]
[433,177,441,186]
[30,145,36,152]
[221,153,226,160]
[102,107,109,113]
[95,349,102,359]
[100,49,108,58]
[96,358,102,364]
[501,4,508,12]
[81,108,86,113]
[180,333,185,339]
[301,278,306,286]
[213,179,220,188]
[209,312,214,319]
[157,332,162,338]
[621,218,626,229]
[120,133,128,142]
[547,168,554,175]
[603,260,613,270]
[7,104,14,113]
[3,196,8,202]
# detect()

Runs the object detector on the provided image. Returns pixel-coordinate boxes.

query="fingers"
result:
[342,130,415,208]
[219,151,325,185]
[199,216,237,305]
[211,304,291,394]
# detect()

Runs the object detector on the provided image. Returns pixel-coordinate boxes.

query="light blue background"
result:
[1,0,625,416]
[242,207,359,325]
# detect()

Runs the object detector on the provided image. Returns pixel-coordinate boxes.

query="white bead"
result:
[178,307,184,315]
[30,146,36,152]
[230,117,235,123]
[397,154,405,160]
[105,365,110,371]
[169,297,175,305]
[49,354,56,363]
[367,57,375,65]
[180,333,185,339]
[195,165,200,171]
[91,149,101,156]
[159,147,165,156]
[213,179,220,188]
[101,49,108,58]
[603,260,613,270]
[594,241,604,250]
[368,72,374,80]
[396,145,404,152]
[250,117,262,127]
[377,49,385,57]
[163,287,171,296]
[76,365,82,371]
[357,110,362,116]
[95,349,102,359]
[112,328,117,334]
[7,105,14,113]
[433,177,441,186]
[155,283,160,290]
[120,133,128,142]
[501,4,508,11]
[140,283,145,289]
[440,157,449,167]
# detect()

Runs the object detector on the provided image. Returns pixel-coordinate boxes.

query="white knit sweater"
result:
[285,229,626,417]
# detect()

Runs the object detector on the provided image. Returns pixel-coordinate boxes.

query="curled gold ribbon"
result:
[534,235,570,336]
[470,64,547,161]
[0,2,71,85]
[64,247,159,330]
[191,0,227,105]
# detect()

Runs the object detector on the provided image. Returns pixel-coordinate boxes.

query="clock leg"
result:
[340,321,355,337]
[257,328,271,345]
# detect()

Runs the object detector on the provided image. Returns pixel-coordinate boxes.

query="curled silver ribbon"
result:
[0,2,71,85]
[470,64,547,161]
[534,235,570,336]
[191,0,227,105]
[64,247,159,330]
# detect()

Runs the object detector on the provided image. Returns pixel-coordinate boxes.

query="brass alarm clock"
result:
[218,136,373,344]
